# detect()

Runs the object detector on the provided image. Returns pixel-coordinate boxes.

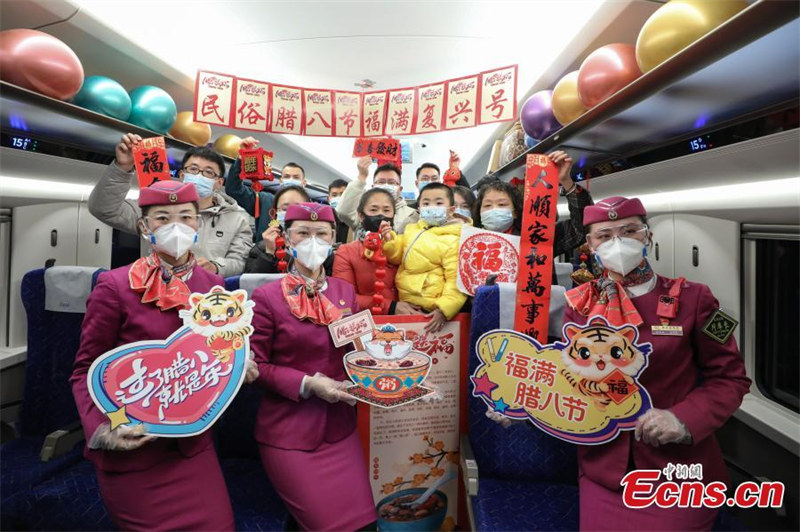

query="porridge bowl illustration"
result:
[344,350,431,399]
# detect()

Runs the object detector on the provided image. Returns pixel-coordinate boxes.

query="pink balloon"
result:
[577,43,642,108]
[0,29,84,101]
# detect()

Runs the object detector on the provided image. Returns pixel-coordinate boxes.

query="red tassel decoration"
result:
[366,231,388,314]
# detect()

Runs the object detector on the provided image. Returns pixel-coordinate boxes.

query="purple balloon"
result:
[520,90,560,140]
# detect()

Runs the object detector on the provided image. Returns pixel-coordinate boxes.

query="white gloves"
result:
[244,351,259,384]
[301,373,356,406]
[88,422,156,451]
[635,408,692,447]
[485,407,526,428]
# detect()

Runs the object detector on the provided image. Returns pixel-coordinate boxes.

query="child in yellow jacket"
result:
[380,183,467,333]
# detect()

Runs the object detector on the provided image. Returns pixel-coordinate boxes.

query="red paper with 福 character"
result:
[514,154,559,341]
[133,137,171,188]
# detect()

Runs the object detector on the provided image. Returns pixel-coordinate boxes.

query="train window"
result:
[753,237,799,413]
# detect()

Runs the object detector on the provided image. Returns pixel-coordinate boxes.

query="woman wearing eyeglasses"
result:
[250,202,377,531]
[562,196,751,531]
[71,180,258,530]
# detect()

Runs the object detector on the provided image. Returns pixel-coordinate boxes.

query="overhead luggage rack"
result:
[493,0,799,183]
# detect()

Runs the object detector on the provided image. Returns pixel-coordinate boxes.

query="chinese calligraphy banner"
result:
[193,66,516,137]
[471,316,653,445]
[362,91,388,137]
[514,154,559,342]
[385,87,417,136]
[233,78,269,132]
[194,71,235,127]
[132,136,171,188]
[457,226,521,296]
[86,286,254,437]
[358,314,470,530]
[444,75,480,130]
[270,85,304,135]
[304,89,335,136]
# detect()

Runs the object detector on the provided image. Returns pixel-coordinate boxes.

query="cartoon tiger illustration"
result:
[179,286,255,363]
[560,316,647,411]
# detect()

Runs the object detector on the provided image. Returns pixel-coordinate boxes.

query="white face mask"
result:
[147,223,198,259]
[595,237,646,276]
[374,184,399,198]
[290,236,332,271]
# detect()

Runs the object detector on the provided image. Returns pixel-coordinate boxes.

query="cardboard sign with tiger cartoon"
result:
[87,286,255,437]
[470,316,653,445]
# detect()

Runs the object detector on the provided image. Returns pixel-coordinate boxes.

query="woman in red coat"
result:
[563,196,751,531]
[70,177,257,530]
[332,187,424,315]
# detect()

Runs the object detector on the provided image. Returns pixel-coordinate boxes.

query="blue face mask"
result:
[183,173,215,198]
[276,211,286,227]
[455,207,472,219]
[481,208,514,232]
[420,206,448,227]
[281,179,303,189]
[329,197,340,209]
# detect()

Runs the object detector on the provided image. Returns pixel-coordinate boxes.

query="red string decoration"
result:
[362,231,387,314]
[275,233,288,272]
[239,147,274,218]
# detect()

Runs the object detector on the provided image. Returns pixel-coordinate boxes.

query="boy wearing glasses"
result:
[89,133,253,277]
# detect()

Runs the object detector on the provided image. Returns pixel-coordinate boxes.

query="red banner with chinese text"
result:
[352,138,401,166]
[194,71,235,127]
[514,154,559,342]
[233,78,269,132]
[193,67,516,137]
[133,136,171,188]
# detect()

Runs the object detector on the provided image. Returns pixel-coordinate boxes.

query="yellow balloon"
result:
[552,71,586,126]
[169,111,212,146]
[636,0,748,73]
[213,134,243,159]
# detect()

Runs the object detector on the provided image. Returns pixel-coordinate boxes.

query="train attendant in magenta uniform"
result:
[250,202,378,531]
[71,181,256,531]
[563,197,751,531]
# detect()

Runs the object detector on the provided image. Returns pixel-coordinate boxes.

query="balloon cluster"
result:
[519,0,747,138]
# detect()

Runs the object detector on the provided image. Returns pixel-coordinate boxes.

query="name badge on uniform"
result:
[651,325,683,336]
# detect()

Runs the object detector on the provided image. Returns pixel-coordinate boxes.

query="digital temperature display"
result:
[688,136,711,152]
[10,136,37,151]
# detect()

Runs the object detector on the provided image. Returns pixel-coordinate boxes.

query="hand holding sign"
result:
[114,133,142,173]
[87,286,254,437]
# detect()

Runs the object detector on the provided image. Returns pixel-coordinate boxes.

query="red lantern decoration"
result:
[239,146,275,218]
[362,231,389,314]
[275,234,288,272]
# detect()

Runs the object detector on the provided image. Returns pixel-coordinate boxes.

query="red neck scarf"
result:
[280,269,343,326]
[565,261,654,327]
[129,253,196,311]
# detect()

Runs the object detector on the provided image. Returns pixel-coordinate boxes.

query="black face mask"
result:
[362,214,392,233]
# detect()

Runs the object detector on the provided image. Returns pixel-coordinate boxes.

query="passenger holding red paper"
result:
[563,196,751,530]
[249,202,377,531]
[71,180,256,531]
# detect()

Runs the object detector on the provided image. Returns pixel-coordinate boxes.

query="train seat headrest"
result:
[497,282,567,339]
[44,266,101,313]
[239,273,286,298]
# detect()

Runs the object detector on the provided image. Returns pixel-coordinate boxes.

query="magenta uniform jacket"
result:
[70,264,223,472]
[250,278,359,451]
[563,276,751,491]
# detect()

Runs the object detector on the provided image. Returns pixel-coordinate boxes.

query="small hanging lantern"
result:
[239,146,275,218]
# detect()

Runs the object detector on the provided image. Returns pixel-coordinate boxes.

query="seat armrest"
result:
[460,433,479,532]
[40,421,84,462]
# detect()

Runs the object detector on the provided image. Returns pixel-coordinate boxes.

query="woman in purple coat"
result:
[563,197,751,531]
[250,202,378,531]
[70,180,256,531]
